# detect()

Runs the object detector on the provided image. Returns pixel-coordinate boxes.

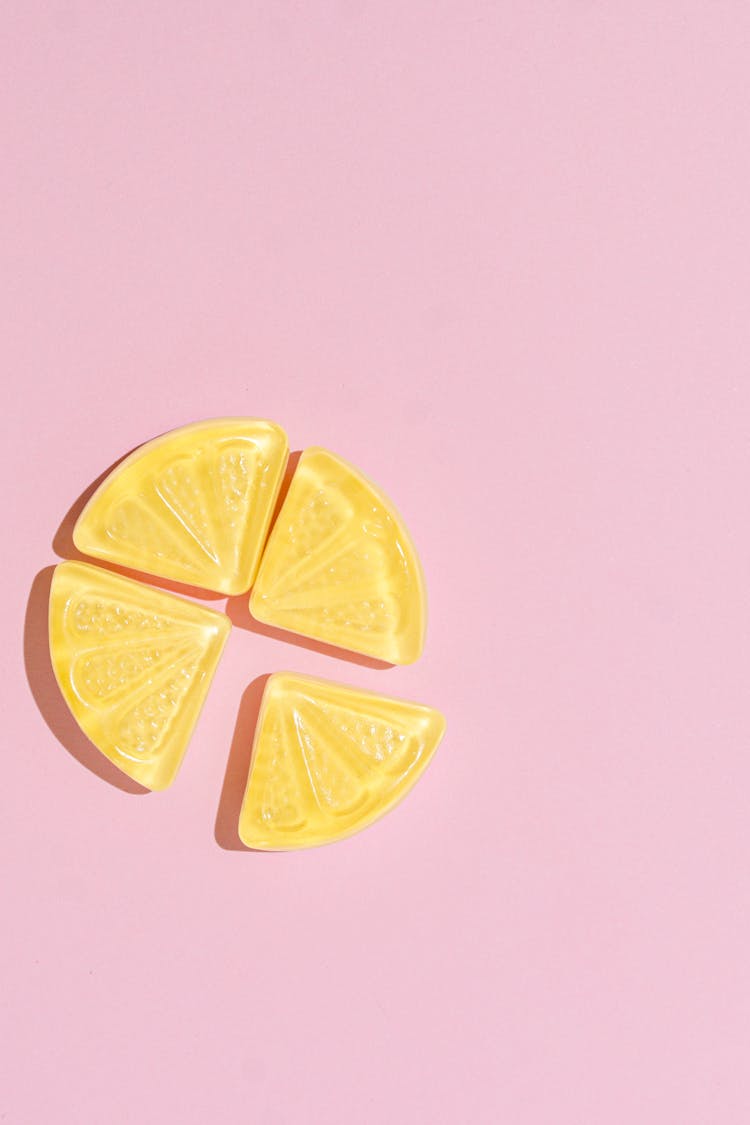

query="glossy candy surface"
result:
[50,427,441,828]
[239,672,445,849]
[49,562,230,790]
[250,448,427,663]
[74,418,288,595]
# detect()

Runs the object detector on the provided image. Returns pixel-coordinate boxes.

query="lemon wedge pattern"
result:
[49,562,230,790]
[250,448,427,664]
[74,418,288,595]
[239,673,445,850]
[48,422,442,842]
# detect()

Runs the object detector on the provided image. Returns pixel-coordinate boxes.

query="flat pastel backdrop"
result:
[3,4,749,1123]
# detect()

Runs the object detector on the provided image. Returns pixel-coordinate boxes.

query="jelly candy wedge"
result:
[238,672,445,849]
[49,562,230,790]
[249,448,427,663]
[74,418,288,595]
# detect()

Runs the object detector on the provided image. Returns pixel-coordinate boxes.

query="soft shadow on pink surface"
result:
[24,567,149,795]
[214,675,271,851]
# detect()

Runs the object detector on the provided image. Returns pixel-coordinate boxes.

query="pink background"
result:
[4,4,750,1122]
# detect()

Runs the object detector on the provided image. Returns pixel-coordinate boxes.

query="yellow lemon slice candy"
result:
[49,562,230,790]
[74,418,288,595]
[250,448,427,663]
[238,672,445,849]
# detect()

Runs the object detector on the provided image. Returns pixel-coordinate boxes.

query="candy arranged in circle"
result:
[238,673,445,850]
[49,561,230,790]
[74,418,289,595]
[47,421,443,842]
[250,448,427,664]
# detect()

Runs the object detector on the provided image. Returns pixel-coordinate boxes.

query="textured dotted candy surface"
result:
[73,418,288,595]
[49,425,441,831]
[239,672,445,850]
[49,561,230,790]
[250,447,427,664]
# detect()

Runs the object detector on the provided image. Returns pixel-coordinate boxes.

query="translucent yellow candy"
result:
[49,561,230,790]
[74,418,288,595]
[250,448,427,664]
[238,672,445,849]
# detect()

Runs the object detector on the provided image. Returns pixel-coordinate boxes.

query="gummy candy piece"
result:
[238,672,445,849]
[74,418,288,595]
[49,562,230,789]
[250,448,427,663]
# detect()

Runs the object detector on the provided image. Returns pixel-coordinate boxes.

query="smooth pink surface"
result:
[4,4,750,1122]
